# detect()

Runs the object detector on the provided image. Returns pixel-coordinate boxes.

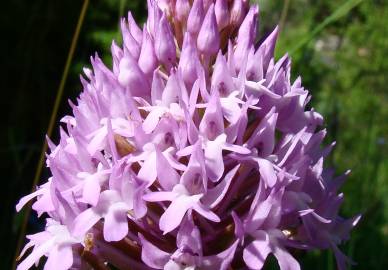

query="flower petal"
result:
[16,188,46,212]
[192,203,220,223]
[204,137,225,182]
[159,195,201,234]
[139,234,170,269]
[17,238,55,270]
[137,151,157,185]
[156,149,180,190]
[44,245,73,270]
[143,191,177,202]
[103,203,129,242]
[243,232,271,270]
[82,175,101,206]
[71,208,101,238]
[202,164,239,208]
[202,240,239,270]
[257,158,277,188]
[272,246,301,270]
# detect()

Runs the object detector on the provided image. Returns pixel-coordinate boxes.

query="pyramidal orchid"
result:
[16,1,360,269]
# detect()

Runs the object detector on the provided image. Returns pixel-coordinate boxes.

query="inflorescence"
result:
[16,1,360,269]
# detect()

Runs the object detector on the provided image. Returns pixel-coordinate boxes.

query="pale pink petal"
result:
[176,216,202,254]
[159,195,201,234]
[156,150,180,190]
[139,234,170,269]
[272,246,301,270]
[71,208,101,238]
[223,142,251,154]
[163,260,182,270]
[87,127,107,155]
[231,212,244,243]
[82,176,101,206]
[44,245,73,270]
[243,232,271,270]
[192,203,220,223]
[204,139,224,182]
[202,240,239,270]
[151,70,165,104]
[32,191,55,214]
[247,109,277,157]
[199,91,224,140]
[16,188,46,212]
[257,158,277,187]
[103,203,129,242]
[202,165,239,208]
[143,191,177,202]
[17,238,55,270]
[247,197,273,233]
[138,151,157,185]
[142,107,166,134]
[133,183,147,218]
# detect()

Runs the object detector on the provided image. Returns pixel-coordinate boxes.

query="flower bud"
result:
[175,0,191,23]
[179,33,200,86]
[111,41,123,76]
[230,0,247,27]
[147,0,162,38]
[215,0,229,30]
[197,4,220,56]
[118,53,150,97]
[234,5,259,70]
[257,26,279,75]
[155,13,177,69]
[121,18,140,59]
[138,27,158,76]
[157,0,173,16]
[187,0,205,35]
[127,12,143,44]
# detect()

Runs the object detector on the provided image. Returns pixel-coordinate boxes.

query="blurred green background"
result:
[1,0,387,269]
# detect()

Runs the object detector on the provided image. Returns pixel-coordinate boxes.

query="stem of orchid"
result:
[196,214,217,235]
[95,239,149,270]
[243,115,262,142]
[202,222,235,255]
[216,164,252,214]
[114,134,136,157]
[128,218,176,252]
[110,237,141,260]
[92,225,142,261]
[173,18,184,49]
[81,249,111,270]
[204,195,254,244]
[220,26,232,51]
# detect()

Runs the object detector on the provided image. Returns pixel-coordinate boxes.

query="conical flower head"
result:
[16,1,359,270]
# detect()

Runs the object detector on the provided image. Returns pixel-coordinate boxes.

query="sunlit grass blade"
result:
[12,1,90,269]
[290,0,364,54]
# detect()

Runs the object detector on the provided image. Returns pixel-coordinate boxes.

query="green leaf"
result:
[290,0,364,54]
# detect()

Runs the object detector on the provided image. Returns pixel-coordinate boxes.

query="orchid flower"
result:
[16,1,359,269]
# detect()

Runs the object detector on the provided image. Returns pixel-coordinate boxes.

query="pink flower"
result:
[16,1,359,269]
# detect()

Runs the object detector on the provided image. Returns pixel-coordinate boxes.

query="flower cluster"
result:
[16,0,360,269]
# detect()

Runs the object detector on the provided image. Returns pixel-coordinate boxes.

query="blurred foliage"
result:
[2,0,387,269]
